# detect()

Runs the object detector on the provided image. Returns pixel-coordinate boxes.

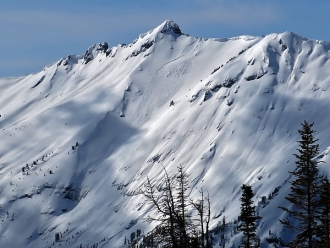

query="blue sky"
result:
[1,0,329,78]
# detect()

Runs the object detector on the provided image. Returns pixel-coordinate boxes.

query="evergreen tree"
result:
[279,121,322,248]
[316,177,330,247]
[239,184,261,248]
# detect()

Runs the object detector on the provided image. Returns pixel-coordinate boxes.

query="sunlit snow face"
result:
[0,20,330,247]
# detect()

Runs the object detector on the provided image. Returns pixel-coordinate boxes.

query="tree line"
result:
[140,166,260,247]
[135,121,330,248]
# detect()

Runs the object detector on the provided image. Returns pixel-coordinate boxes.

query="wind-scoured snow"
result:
[1,20,330,247]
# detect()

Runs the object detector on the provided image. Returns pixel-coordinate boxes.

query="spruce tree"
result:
[279,121,321,248]
[239,184,261,248]
[316,177,330,247]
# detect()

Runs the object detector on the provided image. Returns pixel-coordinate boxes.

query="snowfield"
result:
[1,20,330,247]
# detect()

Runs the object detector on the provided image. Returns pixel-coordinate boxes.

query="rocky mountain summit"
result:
[1,20,330,247]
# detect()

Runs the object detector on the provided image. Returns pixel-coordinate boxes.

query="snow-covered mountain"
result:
[1,20,330,247]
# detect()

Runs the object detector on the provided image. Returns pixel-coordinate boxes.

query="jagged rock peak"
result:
[83,42,110,64]
[159,20,181,34]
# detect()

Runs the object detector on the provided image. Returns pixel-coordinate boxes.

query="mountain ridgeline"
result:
[1,20,330,247]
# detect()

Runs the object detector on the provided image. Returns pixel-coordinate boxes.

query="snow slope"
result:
[1,20,330,247]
